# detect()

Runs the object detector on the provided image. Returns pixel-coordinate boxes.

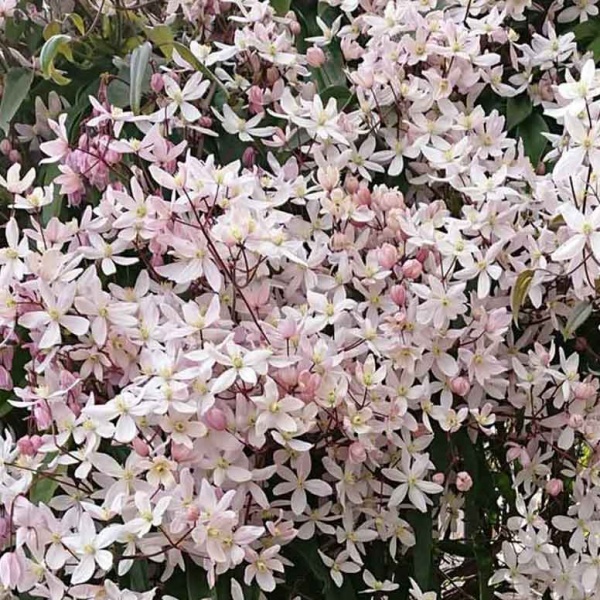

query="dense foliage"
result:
[1,0,600,599]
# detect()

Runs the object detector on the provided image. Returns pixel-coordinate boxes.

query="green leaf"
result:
[130,41,152,114]
[185,558,213,600]
[146,25,174,58]
[271,0,291,15]
[128,560,150,592]
[518,112,548,167]
[454,432,495,600]
[510,269,535,324]
[67,13,86,36]
[572,18,600,45]
[108,78,130,108]
[506,95,532,131]
[30,476,59,505]
[563,301,592,339]
[0,68,34,135]
[40,34,73,85]
[321,85,354,110]
[408,512,433,591]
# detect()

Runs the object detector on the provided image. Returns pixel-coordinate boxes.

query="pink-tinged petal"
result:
[551,234,586,261]
[115,415,137,443]
[436,353,458,377]
[203,259,223,292]
[19,311,51,330]
[304,480,332,496]
[552,146,586,182]
[71,555,95,585]
[39,322,61,349]
[256,570,276,592]
[590,232,600,260]
[227,466,252,482]
[101,258,116,276]
[95,549,113,571]
[60,315,90,336]
[408,486,427,512]
[91,317,107,347]
[211,369,237,394]
[181,102,201,123]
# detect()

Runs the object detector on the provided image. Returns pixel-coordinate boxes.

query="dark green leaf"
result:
[408,511,433,591]
[0,68,34,135]
[128,560,150,592]
[518,112,548,167]
[321,85,354,110]
[185,558,213,600]
[506,95,532,131]
[271,0,292,15]
[572,18,600,44]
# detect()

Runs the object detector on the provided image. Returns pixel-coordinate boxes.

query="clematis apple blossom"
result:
[1,1,600,599]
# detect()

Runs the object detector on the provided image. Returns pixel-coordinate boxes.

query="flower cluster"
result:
[0,0,599,599]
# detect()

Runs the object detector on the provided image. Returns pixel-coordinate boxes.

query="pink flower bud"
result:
[545,478,563,497]
[199,116,213,129]
[331,232,350,250]
[456,471,473,492]
[187,505,200,522]
[568,413,584,429]
[415,248,429,263]
[306,46,326,68]
[205,407,228,431]
[30,435,43,453]
[450,376,470,397]
[345,175,359,194]
[352,70,374,88]
[0,551,23,588]
[33,400,52,430]
[0,139,11,155]
[274,127,287,143]
[378,190,404,210]
[402,259,422,280]
[247,86,264,114]
[377,243,398,269]
[414,423,429,438]
[506,445,522,463]
[432,472,445,485]
[266,67,280,85]
[298,370,321,399]
[356,187,371,206]
[390,284,406,306]
[171,443,193,463]
[8,150,20,164]
[574,382,596,400]
[17,436,36,457]
[150,73,164,93]
[317,166,339,191]
[242,146,257,168]
[348,441,367,464]
[289,20,301,35]
[132,437,150,457]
